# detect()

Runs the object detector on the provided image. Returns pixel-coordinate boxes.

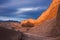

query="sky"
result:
[0,0,52,21]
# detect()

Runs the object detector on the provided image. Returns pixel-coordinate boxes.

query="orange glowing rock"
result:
[21,0,60,26]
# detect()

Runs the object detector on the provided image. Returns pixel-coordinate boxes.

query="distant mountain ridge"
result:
[0,20,19,22]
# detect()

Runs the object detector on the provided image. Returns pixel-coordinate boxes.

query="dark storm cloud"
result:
[0,0,52,21]
[0,7,17,16]
[0,0,9,4]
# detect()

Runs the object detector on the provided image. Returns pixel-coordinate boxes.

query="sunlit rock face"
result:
[21,18,36,24]
[21,18,36,26]
[21,0,60,26]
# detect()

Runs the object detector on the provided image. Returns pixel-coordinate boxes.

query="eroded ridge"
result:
[21,0,60,26]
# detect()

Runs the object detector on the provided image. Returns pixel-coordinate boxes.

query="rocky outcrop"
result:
[20,0,60,26]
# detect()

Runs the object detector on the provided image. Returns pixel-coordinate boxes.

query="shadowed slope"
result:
[0,27,22,40]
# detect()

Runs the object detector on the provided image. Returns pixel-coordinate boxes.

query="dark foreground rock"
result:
[0,27,22,40]
[0,26,60,40]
